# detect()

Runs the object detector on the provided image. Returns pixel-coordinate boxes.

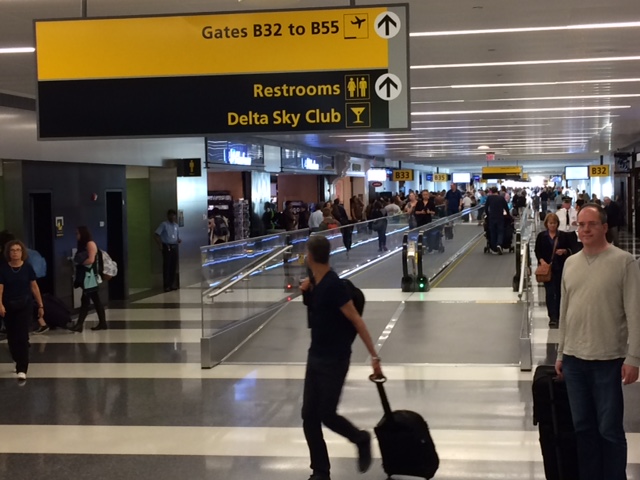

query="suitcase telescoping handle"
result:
[369,374,393,417]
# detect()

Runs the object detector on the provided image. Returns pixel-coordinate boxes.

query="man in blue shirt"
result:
[445,183,464,215]
[154,209,181,292]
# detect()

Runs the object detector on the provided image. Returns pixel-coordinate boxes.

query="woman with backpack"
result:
[70,226,107,332]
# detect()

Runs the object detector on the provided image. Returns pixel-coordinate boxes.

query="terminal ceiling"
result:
[2,0,640,173]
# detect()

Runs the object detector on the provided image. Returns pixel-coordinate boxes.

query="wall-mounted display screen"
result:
[281,149,335,172]
[565,166,589,180]
[206,140,264,167]
[452,172,471,184]
[367,169,388,182]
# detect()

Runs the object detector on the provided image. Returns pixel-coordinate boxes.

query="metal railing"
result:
[516,206,536,372]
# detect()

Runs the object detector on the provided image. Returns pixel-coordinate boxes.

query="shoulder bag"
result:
[535,237,558,283]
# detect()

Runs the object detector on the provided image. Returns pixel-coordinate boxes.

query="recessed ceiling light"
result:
[0,47,35,54]
[477,145,491,150]
[410,21,640,37]
[411,56,640,70]
[412,106,631,115]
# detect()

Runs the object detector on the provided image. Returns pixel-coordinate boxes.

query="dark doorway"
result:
[106,191,126,300]
[29,192,54,294]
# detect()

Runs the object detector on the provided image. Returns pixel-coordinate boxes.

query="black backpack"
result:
[343,279,365,315]
[213,216,229,237]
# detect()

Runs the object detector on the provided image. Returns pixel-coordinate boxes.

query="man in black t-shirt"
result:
[300,236,382,480]
[445,183,464,215]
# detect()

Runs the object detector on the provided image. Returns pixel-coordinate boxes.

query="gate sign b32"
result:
[35,5,410,139]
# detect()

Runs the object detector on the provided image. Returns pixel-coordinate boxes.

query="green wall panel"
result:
[0,176,5,231]
[126,178,151,288]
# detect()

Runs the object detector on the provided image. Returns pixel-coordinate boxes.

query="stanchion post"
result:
[417,231,429,292]
[401,233,414,292]
[513,230,522,292]
[284,234,294,291]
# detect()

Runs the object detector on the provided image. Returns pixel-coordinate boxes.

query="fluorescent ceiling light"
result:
[410,21,640,37]
[412,106,631,116]
[412,93,640,105]
[0,47,35,54]
[411,56,640,70]
[410,129,528,134]
[411,115,619,124]
[482,94,640,102]
[412,78,640,90]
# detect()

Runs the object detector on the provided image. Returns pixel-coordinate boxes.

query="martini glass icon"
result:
[350,106,366,124]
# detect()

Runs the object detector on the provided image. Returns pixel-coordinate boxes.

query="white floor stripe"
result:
[82,309,203,321]
[413,287,520,303]
[0,424,639,463]
[532,328,560,345]
[0,363,534,381]
[29,329,204,344]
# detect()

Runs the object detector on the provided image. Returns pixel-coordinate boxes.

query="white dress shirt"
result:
[557,206,578,233]
[309,210,324,229]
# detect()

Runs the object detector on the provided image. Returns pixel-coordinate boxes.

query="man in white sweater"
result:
[556,204,640,480]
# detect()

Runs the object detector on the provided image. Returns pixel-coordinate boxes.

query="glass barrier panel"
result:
[200,228,312,288]
[201,247,291,338]
[416,207,485,281]
[312,214,410,276]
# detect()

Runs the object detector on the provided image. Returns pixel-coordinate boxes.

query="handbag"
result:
[535,237,558,283]
[83,265,100,290]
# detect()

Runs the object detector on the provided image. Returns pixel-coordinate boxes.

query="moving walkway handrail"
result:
[202,245,293,300]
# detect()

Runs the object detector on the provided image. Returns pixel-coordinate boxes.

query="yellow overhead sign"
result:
[482,166,523,175]
[392,169,414,181]
[433,173,448,182]
[589,165,610,177]
[36,8,390,81]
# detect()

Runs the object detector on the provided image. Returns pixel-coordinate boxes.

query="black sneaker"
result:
[497,246,503,255]
[308,475,330,480]
[34,325,49,335]
[356,431,372,473]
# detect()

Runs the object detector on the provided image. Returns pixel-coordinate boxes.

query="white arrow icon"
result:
[374,12,401,39]
[375,74,402,101]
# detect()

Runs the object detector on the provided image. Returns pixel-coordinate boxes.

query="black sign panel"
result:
[38,69,390,138]
[177,158,202,177]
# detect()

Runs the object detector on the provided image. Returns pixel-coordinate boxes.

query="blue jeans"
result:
[488,219,504,251]
[562,355,627,480]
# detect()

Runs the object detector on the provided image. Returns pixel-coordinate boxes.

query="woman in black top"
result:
[70,226,107,332]
[534,213,572,328]
[370,201,388,252]
[0,240,45,381]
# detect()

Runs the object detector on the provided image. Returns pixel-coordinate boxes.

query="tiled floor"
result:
[0,221,639,479]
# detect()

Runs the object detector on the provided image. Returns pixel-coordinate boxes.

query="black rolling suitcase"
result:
[42,293,72,328]
[532,366,579,480]
[444,224,454,240]
[371,376,439,479]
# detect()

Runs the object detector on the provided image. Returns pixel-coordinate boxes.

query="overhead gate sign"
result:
[35,5,409,139]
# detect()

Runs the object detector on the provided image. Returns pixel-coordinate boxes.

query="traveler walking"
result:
[603,196,621,246]
[70,226,107,332]
[555,204,640,480]
[534,213,572,328]
[370,201,388,252]
[300,235,382,480]
[444,183,463,215]
[0,240,45,381]
[484,186,509,254]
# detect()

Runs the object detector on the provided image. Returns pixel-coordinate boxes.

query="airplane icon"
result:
[351,16,366,29]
